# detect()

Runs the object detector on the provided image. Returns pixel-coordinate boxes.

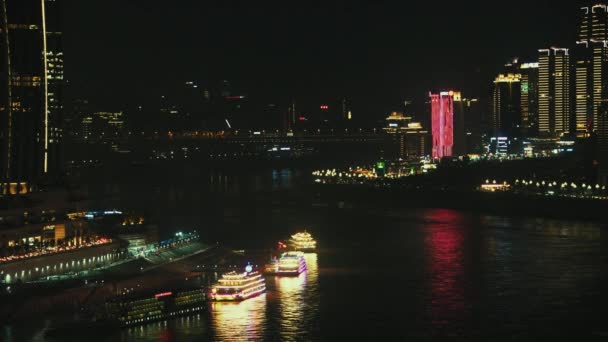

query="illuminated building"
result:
[492,73,522,137]
[430,91,454,159]
[489,137,509,156]
[340,96,352,121]
[81,115,94,141]
[599,101,608,185]
[577,4,608,43]
[453,92,481,155]
[45,0,64,177]
[519,62,539,136]
[0,0,63,192]
[573,4,608,135]
[493,58,538,138]
[538,48,570,136]
[462,97,484,154]
[284,98,296,132]
[383,111,430,159]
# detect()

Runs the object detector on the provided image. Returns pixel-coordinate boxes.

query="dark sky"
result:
[63,0,586,120]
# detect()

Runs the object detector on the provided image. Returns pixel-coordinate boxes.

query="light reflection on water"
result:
[209,253,320,341]
[3,204,606,341]
[210,294,268,341]
[274,253,319,340]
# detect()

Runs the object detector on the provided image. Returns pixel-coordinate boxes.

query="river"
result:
[2,164,607,341]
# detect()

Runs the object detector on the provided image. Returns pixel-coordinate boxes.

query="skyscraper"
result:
[383,111,429,159]
[598,101,608,185]
[0,0,62,193]
[577,4,608,43]
[339,97,352,121]
[284,98,296,132]
[519,62,539,136]
[454,94,482,155]
[45,0,64,176]
[492,73,522,137]
[538,48,570,136]
[574,4,608,135]
[430,91,454,159]
[576,4,608,185]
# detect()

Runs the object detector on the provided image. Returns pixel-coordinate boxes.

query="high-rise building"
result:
[598,101,608,185]
[538,48,571,136]
[383,111,429,159]
[429,91,454,159]
[0,0,62,192]
[452,92,467,156]
[578,4,608,43]
[492,73,522,137]
[519,62,539,136]
[574,4,608,135]
[284,98,296,132]
[45,0,64,177]
[339,97,352,121]
[453,94,483,155]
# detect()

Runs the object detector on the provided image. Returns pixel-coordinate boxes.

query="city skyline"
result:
[2,2,608,341]
[63,1,586,119]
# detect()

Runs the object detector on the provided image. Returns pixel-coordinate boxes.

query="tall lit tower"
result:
[45,0,64,177]
[430,91,454,159]
[574,4,608,135]
[538,48,571,136]
[492,73,522,137]
[284,98,296,132]
[599,101,608,185]
[0,0,61,193]
[519,62,539,136]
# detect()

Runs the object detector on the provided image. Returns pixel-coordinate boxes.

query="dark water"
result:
[3,165,608,341]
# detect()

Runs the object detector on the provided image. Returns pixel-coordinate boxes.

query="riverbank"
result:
[0,241,223,322]
[311,184,608,222]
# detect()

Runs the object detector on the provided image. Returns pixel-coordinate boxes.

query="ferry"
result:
[289,231,317,252]
[209,265,266,301]
[266,251,307,276]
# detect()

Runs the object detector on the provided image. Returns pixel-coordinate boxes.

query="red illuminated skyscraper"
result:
[430,91,454,159]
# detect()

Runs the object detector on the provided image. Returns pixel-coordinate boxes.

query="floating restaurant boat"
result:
[265,251,307,276]
[209,265,266,301]
[289,231,317,252]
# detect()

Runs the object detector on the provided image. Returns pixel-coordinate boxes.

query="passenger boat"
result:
[265,251,307,276]
[289,231,317,252]
[209,266,266,301]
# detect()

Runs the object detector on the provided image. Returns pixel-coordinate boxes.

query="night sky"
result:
[64,0,587,121]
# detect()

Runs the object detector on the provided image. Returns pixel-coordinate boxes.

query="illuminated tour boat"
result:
[209,265,266,301]
[273,251,307,276]
[289,231,317,252]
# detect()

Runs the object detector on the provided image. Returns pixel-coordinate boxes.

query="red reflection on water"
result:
[425,209,466,327]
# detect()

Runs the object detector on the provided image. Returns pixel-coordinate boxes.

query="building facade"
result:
[430,91,454,159]
[519,62,539,136]
[383,111,430,159]
[492,73,522,138]
[538,48,571,137]
[0,0,62,193]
